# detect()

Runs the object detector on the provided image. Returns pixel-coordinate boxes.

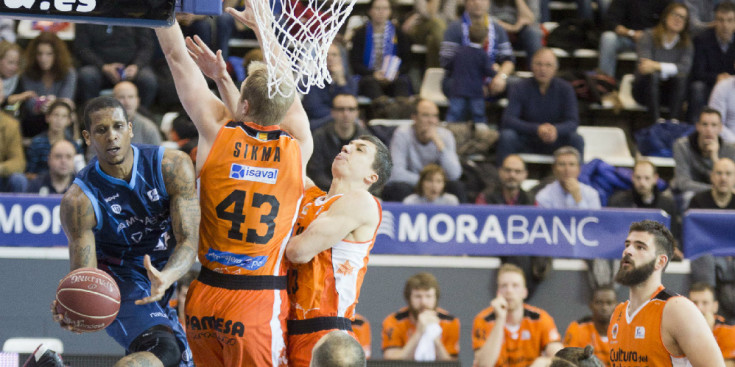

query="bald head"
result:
[711,157,735,196]
[113,81,139,117]
[310,331,365,367]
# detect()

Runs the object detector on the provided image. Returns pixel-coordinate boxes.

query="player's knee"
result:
[129,325,181,367]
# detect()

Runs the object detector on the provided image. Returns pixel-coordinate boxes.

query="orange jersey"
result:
[382,307,461,357]
[472,304,561,367]
[287,186,380,321]
[564,316,611,366]
[198,121,303,276]
[353,314,372,359]
[713,315,735,361]
[608,285,690,366]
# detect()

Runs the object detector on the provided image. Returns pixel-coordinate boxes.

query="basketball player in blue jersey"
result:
[52,96,200,367]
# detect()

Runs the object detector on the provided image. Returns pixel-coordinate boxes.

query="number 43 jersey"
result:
[198,120,304,276]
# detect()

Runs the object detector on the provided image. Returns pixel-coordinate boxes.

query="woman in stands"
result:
[632,3,693,124]
[18,32,76,138]
[403,164,460,205]
[0,41,31,110]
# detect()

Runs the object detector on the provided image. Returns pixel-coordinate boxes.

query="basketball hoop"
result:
[250,0,356,98]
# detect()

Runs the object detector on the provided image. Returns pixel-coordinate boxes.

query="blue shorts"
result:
[104,266,193,367]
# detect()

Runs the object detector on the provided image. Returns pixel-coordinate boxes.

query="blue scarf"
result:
[461,12,496,65]
[363,20,397,69]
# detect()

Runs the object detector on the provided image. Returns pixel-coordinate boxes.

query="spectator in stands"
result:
[632,3,693,122]
[382,272,460,361]
[25,101,79,176]
[303,43,358,130]
[688,158,735,322]
[0,41,25,109]
[112,81,161,146]
[440,0,515,98]
[401,0,458,68]
[169,114,199,164]
[444,23,495,125]
[19,32,76,138]
[708,62,735,143]
[176,13,213,50]
[562,285,616,366]
[403,164,460,205]
[688,1,735,125]
[553,346,606,367]
[383,99,464,202]
[497,48,583,165]
[608,160,679,239]
[673,107,735,207]
[307,94,371,191]
[74,24,157,108]
[0,19,15,43]
[311,330,366,367]
[684,0,717,36]
[476,154,531,205]
[491,0,543,69]
[26,139,75,195]
[0,107,27,193]
[688,282,735,364]
[352,314,372,359]
[537,147,600,208]
[597,0,672,78]
[215,0,253,59]
[349,0,413,99]
[473,263,563,366]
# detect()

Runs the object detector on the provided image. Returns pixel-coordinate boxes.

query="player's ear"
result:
[364,171,378,187]
[714,300,719,314]
[82,130,90,146]
[655,254,668,271]
[128,122,134,138]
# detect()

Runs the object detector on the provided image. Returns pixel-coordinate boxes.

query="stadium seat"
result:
[3,338,64,354]
[419,68,448,107]
[368,119,414,127]
[577,126,635,167]
[640,155,676,168]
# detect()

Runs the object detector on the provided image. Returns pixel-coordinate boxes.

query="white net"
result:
[251,0,357,98]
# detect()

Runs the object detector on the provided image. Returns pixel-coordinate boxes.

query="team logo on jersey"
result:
[154,233,170,251]
[147,189,160,202]
[611,323,618,339]
[104,193,119,202]
[111,204,122,214]
[337,260,355,275]
[229,163,278,184]
[521,330,531,340]
[635,326,645,339]
[131,232,143,243]
[205,248,268,270]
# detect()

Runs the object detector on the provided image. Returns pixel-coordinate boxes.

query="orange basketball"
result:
[55,268,121,332]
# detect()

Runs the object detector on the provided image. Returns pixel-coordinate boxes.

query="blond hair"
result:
[240,61,294,126]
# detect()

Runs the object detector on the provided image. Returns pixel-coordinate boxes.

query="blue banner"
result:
[374,203,670,259]
[0,194,66,246]
[683,209,735,259]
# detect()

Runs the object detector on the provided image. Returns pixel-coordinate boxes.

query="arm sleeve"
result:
[57,68,77,100]
[675,43,694,77]
[716,324,735,360]
[25,139,43,174]
[382,315,405,350]
[389,128,421,184]
[438,129,462,180]
[539,312,562,349]
[553,81,580,136]
[472,311,492,350]
[636,31,654,61]
[132,28,154,67]
[502,81,540,135]
[673,139,712,193]
[442,318,461,356]
[0,117,26,176]
[493,23,516,65]
[440,22,462,68]
[709,81,735,142]
[563,322,580,347]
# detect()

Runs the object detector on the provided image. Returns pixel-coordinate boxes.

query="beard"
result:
[614,256,657,286]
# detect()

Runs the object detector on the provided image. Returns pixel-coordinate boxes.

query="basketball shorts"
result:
[104,268,193,367]
[184,270,289,367]
[286,317,354,367]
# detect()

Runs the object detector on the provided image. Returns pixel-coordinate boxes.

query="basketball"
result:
[55,268,121,332]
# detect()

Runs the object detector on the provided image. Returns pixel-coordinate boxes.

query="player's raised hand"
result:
[186,35,228,81]
[136,255,169,305]
[490,295,508,319]
[226,0,258,32]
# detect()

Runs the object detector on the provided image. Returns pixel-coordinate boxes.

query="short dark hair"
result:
[700,106,723,122]
[716,1,735,14]
[628,220,675,269]
[416,164,447,197]
[592,284,615,298]
[689,281,715,296]
[172,115,198,140]
[469,23,488,44]
[311,331,365,367]
[357,135,392,195]
[403,272,441,302]
[83,96,128,131]
[45,100,73,117]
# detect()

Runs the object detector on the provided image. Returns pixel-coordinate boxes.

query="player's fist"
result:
[490,296,508,318]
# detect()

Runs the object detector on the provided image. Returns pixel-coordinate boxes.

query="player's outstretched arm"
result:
[663,296,726,367]
[136,149,200,305]
[286,190,378,263]
[155,21,229,149]
[474,298,507,367]
[186,35,241,118]
[60,184,98,270]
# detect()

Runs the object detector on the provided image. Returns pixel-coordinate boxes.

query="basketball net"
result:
[251,0,356,98]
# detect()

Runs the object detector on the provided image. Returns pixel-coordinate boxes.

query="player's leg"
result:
[184,279,225,367]
[113,325,181,367]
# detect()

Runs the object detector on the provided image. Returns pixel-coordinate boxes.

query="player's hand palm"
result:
[136,255,167,305]
[226,0,258,31]
[186,35,228,81]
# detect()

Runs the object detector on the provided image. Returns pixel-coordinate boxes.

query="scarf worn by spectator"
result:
[363,20,397,69]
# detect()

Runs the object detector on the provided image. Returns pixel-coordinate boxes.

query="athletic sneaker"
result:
[23,344,64,367]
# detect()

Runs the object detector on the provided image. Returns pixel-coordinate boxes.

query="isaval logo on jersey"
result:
[229,163,278,184]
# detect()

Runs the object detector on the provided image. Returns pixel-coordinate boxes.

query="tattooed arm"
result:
[136,149,200,305]
[60,184,98,270]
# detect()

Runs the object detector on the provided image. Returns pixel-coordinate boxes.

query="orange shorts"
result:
[185,279,288,367]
